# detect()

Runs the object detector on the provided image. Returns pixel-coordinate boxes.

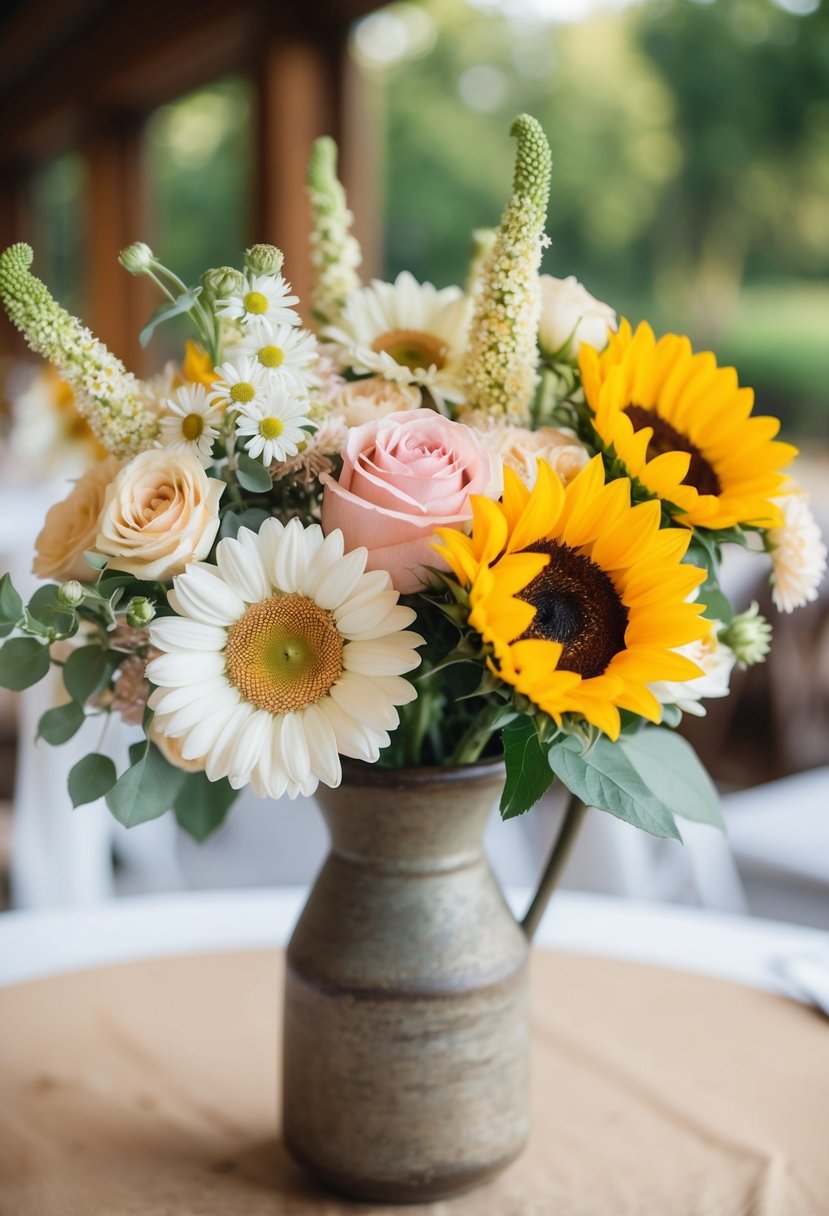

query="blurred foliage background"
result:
[30,0,829,436]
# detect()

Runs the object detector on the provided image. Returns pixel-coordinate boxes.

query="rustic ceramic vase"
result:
[282,757,530,1203]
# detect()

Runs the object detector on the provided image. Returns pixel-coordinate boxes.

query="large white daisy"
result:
[235,320,320,396]
[157,384,223,466]
[324,270,472,404]
[234,382,314,466]
[147,519,424,799]
[217,273,301,330]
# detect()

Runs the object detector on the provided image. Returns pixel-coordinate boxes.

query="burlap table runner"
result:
[0,949,826,1214]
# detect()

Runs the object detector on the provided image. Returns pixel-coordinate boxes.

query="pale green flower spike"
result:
[465,228,496,298]
[462,114,552,423]
[306,136,362,329]
[720,602,772,667]
[0,244,159,457]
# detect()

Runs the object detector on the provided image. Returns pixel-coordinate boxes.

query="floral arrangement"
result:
[0,115,824,842]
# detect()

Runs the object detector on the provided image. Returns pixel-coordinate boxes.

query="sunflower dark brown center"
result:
[624,404,721,497]
[518,541,628,679]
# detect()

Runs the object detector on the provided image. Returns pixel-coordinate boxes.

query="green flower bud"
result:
[119,242,155,275]
[201,266,245,301]
[244,244,284,277]
[719,602,772,667]
[125,597,156,628]
[57,580,85,608]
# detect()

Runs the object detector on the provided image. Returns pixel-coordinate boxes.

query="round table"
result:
[1,896,828,1214]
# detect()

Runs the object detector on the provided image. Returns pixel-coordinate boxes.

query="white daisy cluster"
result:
[0,243,159,457]
[768,489,827,613]
[205,249,317,466]
[461,115,552,424]
[306,135,363,329]
[147,518,423,798]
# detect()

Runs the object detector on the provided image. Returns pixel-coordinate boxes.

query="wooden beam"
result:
[0,170,35,362]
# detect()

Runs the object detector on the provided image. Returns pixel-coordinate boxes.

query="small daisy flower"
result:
[208,356,268,413]
[235,383,314,466]
[157,384,223,465]
[216,272,301,330]
[236,320,320,395]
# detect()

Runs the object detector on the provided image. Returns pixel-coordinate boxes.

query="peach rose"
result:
[96,449,224,580]
[321,408,501,593]
[489,425,590,489]
[334,378,421,427]
[33,456,123,582]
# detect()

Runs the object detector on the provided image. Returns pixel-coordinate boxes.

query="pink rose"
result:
[321,408,501,593]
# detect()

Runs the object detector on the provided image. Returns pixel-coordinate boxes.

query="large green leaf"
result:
[106,743,187,828]
[218,507,271,541]
[63,646,115,705]
[0,573,23,627]
[174,772,238,842]
[68,753,118,808]
[26,584,77,638]
[547,734,682,840]
[618,728,724,831]
[236,453,273,493]
[37,701,86,745]
[0,637,51,690]
[500,714,555,819]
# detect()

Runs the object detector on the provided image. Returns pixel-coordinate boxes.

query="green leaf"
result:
[63,646,114,704]
[139,287,202,348]
[0,573,23,626]
[106,743,187,828]
[68,753,118,807]
[618,728,724,831]
[501,714,555,819]
[218,507,271,541]
[547,734,682,840]
[26,584,76,637]
[37,700,86,744]
[0,637,51,690]
[236,452,273,493]
[174,772,238,841]
[83,550,109,571]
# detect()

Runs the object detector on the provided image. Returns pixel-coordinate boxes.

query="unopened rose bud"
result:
[57,580,85,608]
[119,242,155,275]
[244,244,284,277]
[125,597,156,628]
[201,266,245,300]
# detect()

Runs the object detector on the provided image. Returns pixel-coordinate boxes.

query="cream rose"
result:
[489,425,590,489]
[321,408,501,594]
[96,449,224,580]
[33,456,122,582]
[538,274,616,359]
[334,377,421,428]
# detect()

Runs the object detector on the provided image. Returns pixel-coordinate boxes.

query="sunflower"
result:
[433,457,709,740]
[147,518,424,798]
[324,271,472,404]
[579,320,797,531]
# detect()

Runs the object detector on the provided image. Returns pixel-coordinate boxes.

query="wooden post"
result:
[82,114,151,375]
[0,169,35,362]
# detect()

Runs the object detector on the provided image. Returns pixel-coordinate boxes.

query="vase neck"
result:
[314,763,505,872]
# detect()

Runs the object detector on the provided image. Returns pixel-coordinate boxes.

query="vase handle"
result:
[519,794,588,941]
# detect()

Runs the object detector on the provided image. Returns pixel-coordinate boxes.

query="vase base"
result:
[285,1135,525,1204]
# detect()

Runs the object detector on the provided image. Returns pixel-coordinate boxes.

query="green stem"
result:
[449,702,502,766]
[521,791,588,941]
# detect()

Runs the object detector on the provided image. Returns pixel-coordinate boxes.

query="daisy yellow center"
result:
[260,417,284,440]
[182,413,205,441]
[243,291,269,315]
[371,328,448,371]
[230,382,256,404]
[258,345,285,368]
[624,404,722,497]
[225,593,344,713]
[518,541,629,679]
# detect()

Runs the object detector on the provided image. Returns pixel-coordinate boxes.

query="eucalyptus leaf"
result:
[0,637,51,690]
[547,734,682,840]
[618,728,724,830]
[26,584,76,636]
[501,714,555,819]
[218,507,271,541]
[0,573,23,626]
[82,551,109,571]
[68,753,118,807]
[174,772,238,841]
[106,743,187,828]
[236,453,273,493]
[37,701,86,745]
[139,288,202,348]
[63,646,114,704]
